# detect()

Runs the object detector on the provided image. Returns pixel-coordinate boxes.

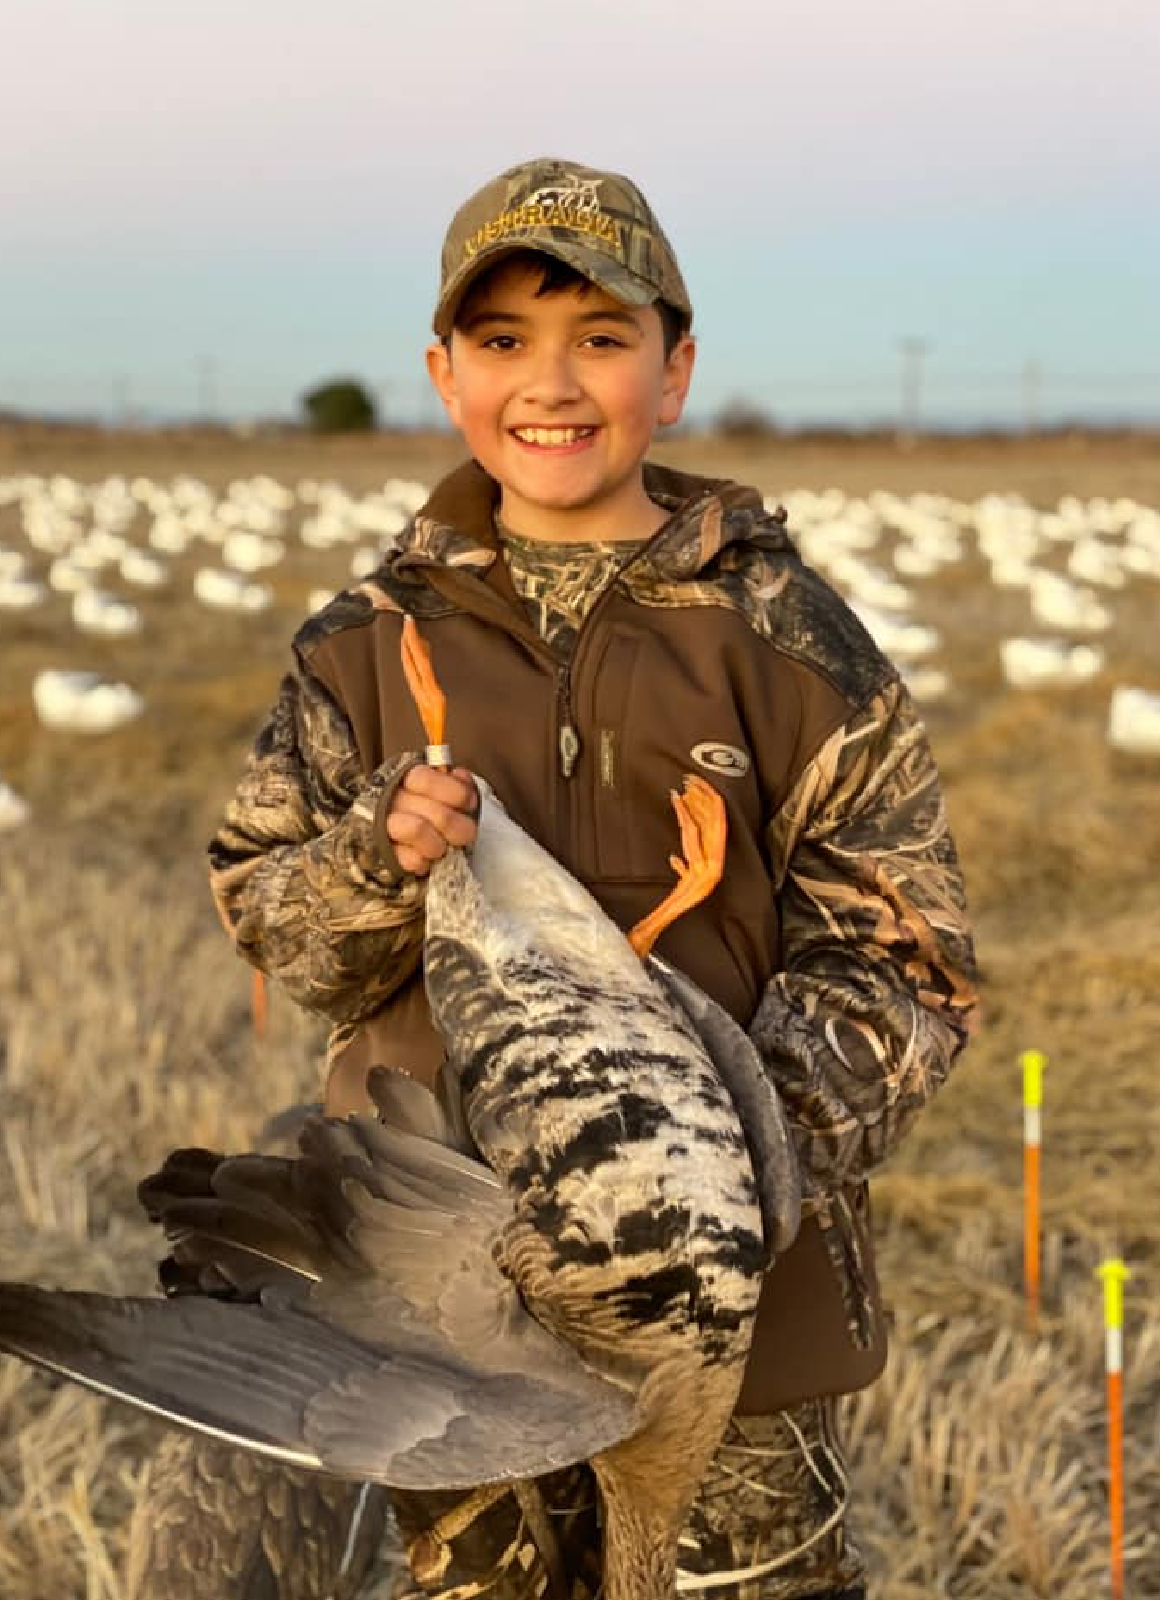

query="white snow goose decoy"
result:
[0,618,800,1600]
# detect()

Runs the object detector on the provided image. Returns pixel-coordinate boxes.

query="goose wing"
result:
[649,954,802,1262]
[0,1071,638,1488]
[0,1282,633,1488]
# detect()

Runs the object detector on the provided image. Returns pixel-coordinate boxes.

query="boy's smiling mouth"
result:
[510,426,598,450]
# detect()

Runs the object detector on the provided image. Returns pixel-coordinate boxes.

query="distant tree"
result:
[712,397,780,440]
[301,378,377,433]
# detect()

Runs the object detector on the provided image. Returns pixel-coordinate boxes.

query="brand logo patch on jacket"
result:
[691,742,751,778]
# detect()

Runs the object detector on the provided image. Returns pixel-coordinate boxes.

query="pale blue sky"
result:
[2,0,1157,427]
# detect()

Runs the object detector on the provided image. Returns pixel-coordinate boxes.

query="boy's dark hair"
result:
[450,249,687,356]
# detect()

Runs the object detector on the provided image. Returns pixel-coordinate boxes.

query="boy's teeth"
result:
[514,426,593,445]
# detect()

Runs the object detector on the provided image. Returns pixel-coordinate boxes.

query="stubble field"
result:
[1,425,1158,1598]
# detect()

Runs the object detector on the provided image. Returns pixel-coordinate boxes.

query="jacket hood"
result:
[394,459,789,583]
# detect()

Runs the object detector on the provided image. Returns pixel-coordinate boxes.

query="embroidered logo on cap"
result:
[523,174,602,217]
[691,742,751,778]
[462,173,622,260]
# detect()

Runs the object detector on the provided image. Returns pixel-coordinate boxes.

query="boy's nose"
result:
[519,348,584,408]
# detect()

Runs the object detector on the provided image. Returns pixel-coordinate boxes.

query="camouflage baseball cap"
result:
[433,157,692,337]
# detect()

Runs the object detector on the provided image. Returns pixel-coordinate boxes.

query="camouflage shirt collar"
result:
[395,458,784,581]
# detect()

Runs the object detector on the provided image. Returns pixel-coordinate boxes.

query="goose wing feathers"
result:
[0,1283,634,1488]
[366,1060,477,1155]
[0,1069,637,1487]
[649,954,802,1263]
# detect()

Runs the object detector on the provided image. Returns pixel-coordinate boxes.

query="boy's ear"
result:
[425,340,461,427]
[658,334,696,428]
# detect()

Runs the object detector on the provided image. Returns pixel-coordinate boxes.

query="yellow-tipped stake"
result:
[1097,1258,1131,1600]
[1021,1049,1046,1333]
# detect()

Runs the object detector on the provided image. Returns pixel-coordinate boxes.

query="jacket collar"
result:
[395,458,783,582]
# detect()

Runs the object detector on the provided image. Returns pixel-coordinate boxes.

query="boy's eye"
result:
[583,333,627,350]
[481,334,521,351]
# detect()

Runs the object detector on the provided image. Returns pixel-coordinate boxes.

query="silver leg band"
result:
[425,743,453,768]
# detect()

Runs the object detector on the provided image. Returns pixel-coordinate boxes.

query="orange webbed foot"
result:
[627,775,727,959]
[401,615,449,764]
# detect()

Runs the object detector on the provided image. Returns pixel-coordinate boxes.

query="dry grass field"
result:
[1,425,1158,1598]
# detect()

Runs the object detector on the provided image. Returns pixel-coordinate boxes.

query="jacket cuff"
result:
[347,749,426,885]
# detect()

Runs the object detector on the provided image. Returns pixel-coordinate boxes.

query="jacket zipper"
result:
[558,682,580,778]
[553,532,664,782]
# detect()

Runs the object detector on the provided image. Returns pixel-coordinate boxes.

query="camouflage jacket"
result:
[208,459,978,1409]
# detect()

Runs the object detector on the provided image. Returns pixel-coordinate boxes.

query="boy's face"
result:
[426,259,695,539]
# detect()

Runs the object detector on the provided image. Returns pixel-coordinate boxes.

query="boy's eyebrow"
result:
[573,307,642,328]
[458,305,644,332]
[457,310,527,331]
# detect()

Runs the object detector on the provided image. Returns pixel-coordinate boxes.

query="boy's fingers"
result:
[386,813,446,876]
[401,764,478,815]
[386,793,479,864]
[452,767,481,815]
[393,841,438,877]
[397,790,479,843]
[386,764,479,876]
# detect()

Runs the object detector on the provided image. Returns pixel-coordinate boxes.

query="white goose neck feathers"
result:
[426,783,649,988]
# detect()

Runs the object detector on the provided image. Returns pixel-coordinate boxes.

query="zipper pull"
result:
[559,723,580,778]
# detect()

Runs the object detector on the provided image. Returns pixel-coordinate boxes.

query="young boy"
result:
[209,157,978,1600]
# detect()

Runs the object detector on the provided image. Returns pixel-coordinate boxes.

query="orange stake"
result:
[1023,1141,1040,1332]
[1097,1259,1130,1599]
[1107,1368,1125,1600]
[1020,1049,1046,1333]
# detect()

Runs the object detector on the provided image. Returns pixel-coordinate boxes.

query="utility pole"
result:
[896,337,928,441]
[197,355,218,422]
[1021,358,1041,435]
[111,373,133,427]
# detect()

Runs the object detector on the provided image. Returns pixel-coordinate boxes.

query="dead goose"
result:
[0,619,800,1600]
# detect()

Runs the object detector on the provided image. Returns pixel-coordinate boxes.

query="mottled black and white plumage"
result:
[425,781,799,1374]
[0,781,800,1600]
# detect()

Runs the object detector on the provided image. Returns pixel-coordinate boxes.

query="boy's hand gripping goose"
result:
[0,618,801,1600]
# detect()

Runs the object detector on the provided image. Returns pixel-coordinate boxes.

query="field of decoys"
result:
[1,424,1158,1598]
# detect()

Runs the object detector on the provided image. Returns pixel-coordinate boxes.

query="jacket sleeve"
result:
[207,649,427,1024]
[749,676,979,1203]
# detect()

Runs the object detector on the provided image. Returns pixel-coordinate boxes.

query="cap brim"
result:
[433,238,658,337]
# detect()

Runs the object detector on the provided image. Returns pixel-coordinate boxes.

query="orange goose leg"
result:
[401,615,449,766]
[627,775,727,959]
